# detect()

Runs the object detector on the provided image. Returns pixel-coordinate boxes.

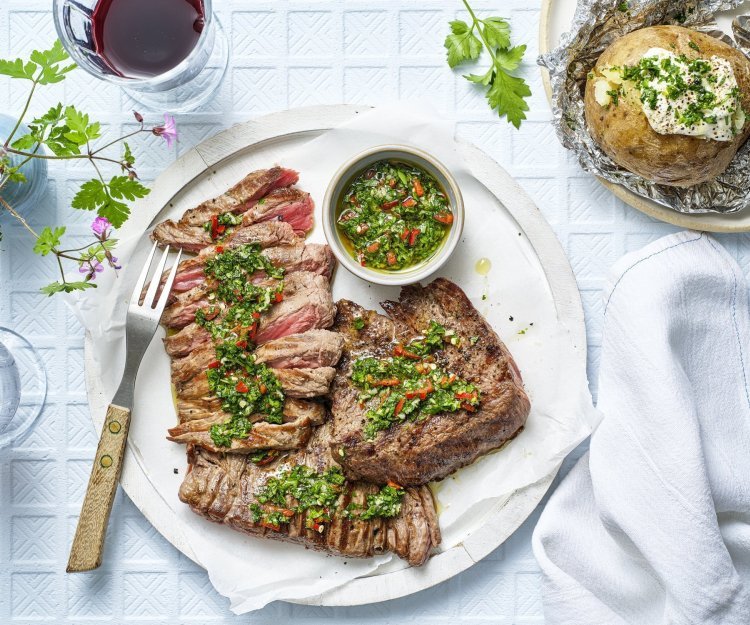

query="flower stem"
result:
[0,194,39,238]
[90,124,146,156]
[460,0,501,66]
[3,79,38,149]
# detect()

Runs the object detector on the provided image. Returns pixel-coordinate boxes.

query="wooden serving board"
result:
[82,105,588,606]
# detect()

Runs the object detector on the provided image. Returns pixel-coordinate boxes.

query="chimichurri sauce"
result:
[351,321,481,439]
[337,160,453,270]
[193,243,287,449]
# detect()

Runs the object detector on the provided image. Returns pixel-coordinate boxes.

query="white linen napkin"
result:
[532,231,750,625]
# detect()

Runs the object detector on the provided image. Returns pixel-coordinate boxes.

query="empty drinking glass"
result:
[53,0,229,113]
[0,328,47,448]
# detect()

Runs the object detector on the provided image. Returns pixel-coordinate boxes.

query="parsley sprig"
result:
[445,2,531,128]
[0,41,174,295]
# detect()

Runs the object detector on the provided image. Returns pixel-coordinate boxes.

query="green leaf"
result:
[71,179,107,211]
[40,280,96,296]
[495,44,527,72]
[486,70,532,129]
[10,133,38,150]
[33,226,66,256]
[465,68,494,86]
[96,197,130,228]
[122,142,135,167]
[6,169,27,184]
[444,20,482,68]
[0,57,36,80]
[45,125,82,156]
[30,40,68,68]
[32,104,65,127]
[108,175,149,202]
[31,41,76,86]
[482,17,511,49]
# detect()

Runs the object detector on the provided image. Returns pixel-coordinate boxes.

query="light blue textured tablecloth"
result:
[2,1,749,622]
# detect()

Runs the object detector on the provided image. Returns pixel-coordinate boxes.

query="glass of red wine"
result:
[53,0,228,113]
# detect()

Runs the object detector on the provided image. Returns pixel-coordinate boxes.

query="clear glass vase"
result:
[0,114,49,212]
[52,0,229,113]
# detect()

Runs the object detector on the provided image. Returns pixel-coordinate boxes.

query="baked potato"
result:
[584,25,750,186]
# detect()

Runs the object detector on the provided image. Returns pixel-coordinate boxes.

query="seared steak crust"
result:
[178,423,441,565]
[329,279,530,486]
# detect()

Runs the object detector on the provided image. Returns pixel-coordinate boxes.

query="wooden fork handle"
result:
[67,403,131,573]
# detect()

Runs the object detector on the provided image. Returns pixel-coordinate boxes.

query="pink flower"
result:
[91,216,111,238]
[153,114,178,148]
[79,259,104,281]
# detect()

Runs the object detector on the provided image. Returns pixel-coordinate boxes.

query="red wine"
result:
[92,0,205,79]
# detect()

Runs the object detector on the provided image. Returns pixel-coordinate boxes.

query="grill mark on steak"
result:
[254,330,344,369]
[178,422,441,565]
[329,279,530,486]
[177,167,299,227]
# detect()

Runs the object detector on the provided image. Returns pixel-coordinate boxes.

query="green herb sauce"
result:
[248,465,405,531]
[193,244,287,448]
[351,321,481,439]
[336,160,453,270]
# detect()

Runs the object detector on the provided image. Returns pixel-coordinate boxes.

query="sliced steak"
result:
[164,283,336,358]
[272,367,336,398]
[162,270,327,330]
[240,187,314,235]
[178,422,441,565]
[178,167,299,227]
[153,192,311,253]
[176,397,222,422]
[171,327,342,383]
[255,287,337,344]
[254,330,344,369]
[176,366,335,401]
[329,279,530,486]
[170,243,335,295]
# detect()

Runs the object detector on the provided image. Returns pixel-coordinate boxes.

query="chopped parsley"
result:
[344,484,405,521]
[206,342,285,447]
[614,50,745,140]
[248,466,405,531]
[203,211,243,240]
[192,244,288,448]
[336,160,453,271]
[351,321,481,439]
[353,316,366,331]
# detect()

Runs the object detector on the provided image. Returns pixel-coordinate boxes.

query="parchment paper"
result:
[67,105,598,612]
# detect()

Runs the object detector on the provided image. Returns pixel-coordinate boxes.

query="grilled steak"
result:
[164,283,336,358]
[178,422,441,565]
[167,402,326,453]
[175,364,334,401]
[178,167,299,227]
[169,243,335,296]
[329,278,530,486]
[162,271,328,330]
[271,367,336,398]
[239,187,314,235]
[254,330,344,369]
[152,189,313,251]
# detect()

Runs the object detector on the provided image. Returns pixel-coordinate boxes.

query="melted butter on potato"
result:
[595,47,746,142]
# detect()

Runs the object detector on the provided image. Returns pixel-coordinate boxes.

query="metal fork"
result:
[67,242,182,573]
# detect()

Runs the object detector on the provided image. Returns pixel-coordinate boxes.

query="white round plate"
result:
[83,105,586,606]
[540,0,750,233]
